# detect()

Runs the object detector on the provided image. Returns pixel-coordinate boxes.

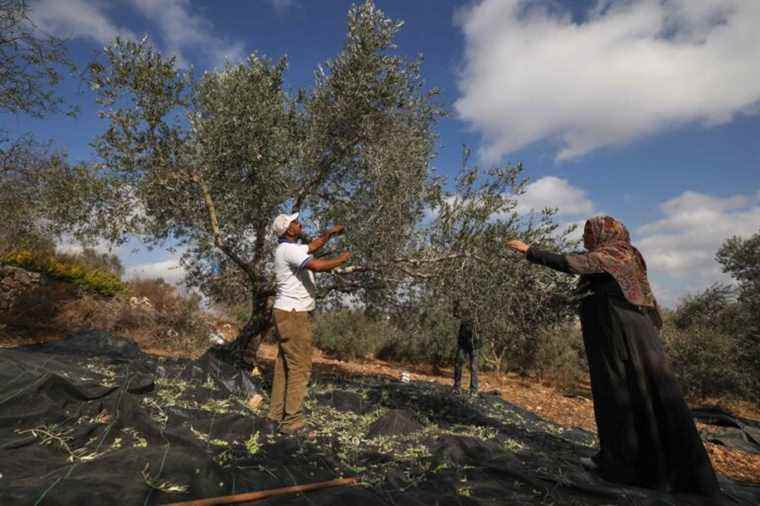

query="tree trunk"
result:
[233,291,273,368]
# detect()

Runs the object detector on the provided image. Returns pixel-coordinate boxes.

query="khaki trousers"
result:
[267,308,313,429]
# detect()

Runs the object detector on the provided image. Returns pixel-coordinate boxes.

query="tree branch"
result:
[330,251,491,280]
[193,171,257,281]
[292,132,361,211]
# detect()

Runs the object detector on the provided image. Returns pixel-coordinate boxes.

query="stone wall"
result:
[0,265,42,312]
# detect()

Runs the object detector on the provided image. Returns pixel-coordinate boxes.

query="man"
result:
[265,212,350,435]
[452,299,480,394]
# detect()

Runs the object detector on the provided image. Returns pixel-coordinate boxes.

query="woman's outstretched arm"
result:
[504,239,604,275]
[526,247,574,274]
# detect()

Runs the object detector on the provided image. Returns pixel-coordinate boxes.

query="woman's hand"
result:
[505,239,529,254]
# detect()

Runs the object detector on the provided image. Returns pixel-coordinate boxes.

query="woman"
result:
[505,216,719,498]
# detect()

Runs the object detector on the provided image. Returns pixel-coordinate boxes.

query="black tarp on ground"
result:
[1,332,758,505]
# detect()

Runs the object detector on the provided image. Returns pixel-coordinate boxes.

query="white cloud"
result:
[516,176,597,242]
[125,258,186,285]
[129,0,245,67]
[270,0,297,14]
[635,189,760,305]
[30,0,245,68]
[455,0,760,161]
[56,236,120,256]
[30,0,136,45]
[517,176,594,216]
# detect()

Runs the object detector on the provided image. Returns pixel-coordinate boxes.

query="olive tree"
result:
[89,1,581,370]
[716,231,760,395]
[88,1,443,360]
[0,1,109,254]
[382,155,580,373]
[0,138,114,255]
[0,0,75,118]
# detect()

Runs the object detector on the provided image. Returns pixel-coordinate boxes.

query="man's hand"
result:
[505,239,529,254]
[328,224,345,237]
[305,250,351,272]
[308,224,345,254]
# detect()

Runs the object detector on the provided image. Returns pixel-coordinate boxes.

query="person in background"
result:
[264,212,350,436]
[504,216,719,498]
[452,298,480,395]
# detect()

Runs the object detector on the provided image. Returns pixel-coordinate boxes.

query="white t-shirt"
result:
[273,241,316,311]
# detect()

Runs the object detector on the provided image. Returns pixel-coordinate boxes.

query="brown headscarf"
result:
[569,216,662,326]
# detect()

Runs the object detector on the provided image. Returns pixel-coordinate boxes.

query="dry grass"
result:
[126,278,179,313]
[1,276,212,357]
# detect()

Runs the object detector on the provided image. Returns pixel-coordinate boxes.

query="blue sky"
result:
[6,0,760,307]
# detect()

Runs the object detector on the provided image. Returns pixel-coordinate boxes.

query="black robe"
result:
[527,247,720,498]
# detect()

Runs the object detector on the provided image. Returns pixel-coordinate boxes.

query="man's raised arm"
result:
[307,224,345,254]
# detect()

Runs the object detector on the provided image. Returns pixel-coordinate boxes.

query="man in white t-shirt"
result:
[265,212,350,435]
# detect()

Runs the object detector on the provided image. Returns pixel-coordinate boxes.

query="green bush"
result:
[313,309,399,361]
[661,316,752,400]
[666,271,759,402]
[373,303,458,371]
[2,249,125,296]
[672,283,738,333]
[531,323,587,389]
[60,248,125,277]
[375,330,456,371]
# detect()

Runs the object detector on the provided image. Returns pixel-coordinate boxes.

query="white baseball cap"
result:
[271,212,299,237]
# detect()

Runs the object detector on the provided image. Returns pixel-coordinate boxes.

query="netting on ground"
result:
[1,331,758,505]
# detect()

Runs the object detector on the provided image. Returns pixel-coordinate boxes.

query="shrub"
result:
[531,323,587,390]
[60,248,124,277]
[127,278,180,313]
[53,278,212,356]
[373,304,458,372]
[375,330,455,371]
[672,283,738,332]
[668,275,759,402]
[5,280,80,332]
[55,294,112,331]
[1,249,125,296]
[123,279,212,355]
[661,316,752,401]
[313,309,399,361]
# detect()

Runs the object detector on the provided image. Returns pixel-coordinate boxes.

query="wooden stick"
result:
[164,477,359,506]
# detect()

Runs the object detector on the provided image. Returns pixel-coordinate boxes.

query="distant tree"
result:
[0,1,108,256]
[0,135,121,257]
[391,154,579,373]
[666,231,760,400]
[717,232,760,310]
[672,283,738,333]
[0,0,76,118]
[716,231,760,392]
[0,139,85,254]
[76,247,125,277]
